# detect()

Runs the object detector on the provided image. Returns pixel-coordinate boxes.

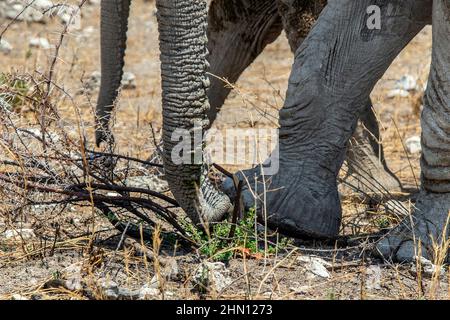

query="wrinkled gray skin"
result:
[95,0,402,196]
[101,0,450,263]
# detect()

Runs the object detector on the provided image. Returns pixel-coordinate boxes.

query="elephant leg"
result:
[95,0,131,147]
[206,0,283,125]
[144,0,283,174]
[376,0,450,262]
[278,0,402,196]
[224,0,431,238]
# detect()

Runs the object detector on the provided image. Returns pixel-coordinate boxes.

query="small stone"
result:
[138,284,160,300]
[387,89,410,99]
[365,265,382,290]
[262,291,275,298]
[64,263,83,291]
[411,256,445,278]
[405,136,421,154]
[29,37,52,50]
[192,262,232,293]
[290,285,310,294]
[32,0,54,11]
[76,26,95,41]
[3,228,36,240]
[395,75,418,91]
[21,128,60,143]
[121,72,136,89]
[99,279,119,299]
[1,1,46,22]
[11,294,29,300]
[148,275,161,289]
[0,39,13,54]
[297,256,331,279]
[125,175,169,193]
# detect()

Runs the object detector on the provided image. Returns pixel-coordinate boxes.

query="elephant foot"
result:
[222,163,341,239]
[375,191,450,263]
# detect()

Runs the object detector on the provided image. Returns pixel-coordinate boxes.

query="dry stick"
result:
[227,179,243,241]
[0,173,188,238]
[342,158,411,219]
[0,0,38,40]
[391,116,419,189]
[68,182,178,206]
[85,149,164,168]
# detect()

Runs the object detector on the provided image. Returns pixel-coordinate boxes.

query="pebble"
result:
[395,75,418,92]
[3,228,36,240]
[192,262,233,293]
[297,255,331,279]
[365,265,382,290]
[138,284,160,299]
[405,136,421,154]
[411,256,446,278]
[0,39,13,54]
[121,72,137,89]
[29,37,51,50]
[387,89,410,99]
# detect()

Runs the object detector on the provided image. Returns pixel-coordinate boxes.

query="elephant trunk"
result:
[95,0,131,146]
[155,0,232,225]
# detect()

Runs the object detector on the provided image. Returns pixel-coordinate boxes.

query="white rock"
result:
[99,279,119,299]
[411,256,446,277]
[192,262,232,293]
[106,192,121,197]
[77,26,95,41]
[387,89,410,99]
[0,1,46,22]
[3,228,36,240]
[58,12,78,28]
[297,256,331,279]
[290,285,311,294]
[395,75,418,91]
[138,284,160,299]
[0,39,13,54]
[11,294,29,300]
[405,136,421,154]
[21,128,60,143]
[121,72,137,89]
[65,263,83,291]
[29,37,51,50]
[32,0,54,11]
[125,175,169,193]
[365,265,382,290]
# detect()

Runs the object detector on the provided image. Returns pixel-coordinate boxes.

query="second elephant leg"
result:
[224,0,431,239]
[376,0,450,263]
[148,0,283,167]
[206,0,283,125]
[277,0,402,196]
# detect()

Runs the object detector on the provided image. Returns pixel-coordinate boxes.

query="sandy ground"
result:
[0,0,449,300]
